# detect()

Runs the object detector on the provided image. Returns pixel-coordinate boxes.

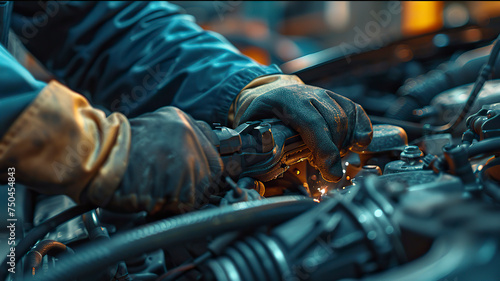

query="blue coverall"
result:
[0,1,281,138]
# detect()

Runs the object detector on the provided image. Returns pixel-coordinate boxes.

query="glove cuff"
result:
[229,74,304,128]
[0,81,131,206]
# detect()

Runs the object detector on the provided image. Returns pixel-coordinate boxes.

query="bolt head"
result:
[487,110,497,118]
[400,145,423,164]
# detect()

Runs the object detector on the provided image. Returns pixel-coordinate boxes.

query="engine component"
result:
[442,144,476,187]
[426,33,500,134]
[8,21,500,281]
[386,43,500,123]
[0,203,92,281]
[201,171,479,281]
[383,145,424,175]
[417,80,500,134]
[466,102,500,140]
[203,180,407,281]
[24,240,72,277]
[216,121,409,185]
[352,124,408,175]
[479,157,500,201]
[412,133,452,156]
[32,197,317,281]
[82,209,134,280]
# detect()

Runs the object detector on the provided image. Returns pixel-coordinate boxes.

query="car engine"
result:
[2,14,500,281]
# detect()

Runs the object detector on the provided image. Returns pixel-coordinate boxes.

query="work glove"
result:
[230,75,373,182]
[107,106,224,215]
[0,81,223,216]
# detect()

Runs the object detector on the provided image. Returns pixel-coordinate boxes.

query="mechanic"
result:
[0,1,372,216]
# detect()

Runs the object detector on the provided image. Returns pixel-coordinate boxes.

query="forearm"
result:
[0,80,131,205]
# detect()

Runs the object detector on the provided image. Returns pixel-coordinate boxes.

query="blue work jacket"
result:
[0,1,281,137]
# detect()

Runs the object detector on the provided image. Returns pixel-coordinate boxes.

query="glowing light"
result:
[395,44,413,62]
[402,1,444,36]
[463,28,482,43]
[358,214,367,223]
[433,34,449,47]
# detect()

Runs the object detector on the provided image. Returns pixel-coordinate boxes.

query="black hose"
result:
[467,137,500,158]
[0,204,93,281]
[33,196,316,281]
[156,262,196,281]
[24,240,72,277]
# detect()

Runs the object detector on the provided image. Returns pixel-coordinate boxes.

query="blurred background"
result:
[170,1,500,66]
[12,1,500,88]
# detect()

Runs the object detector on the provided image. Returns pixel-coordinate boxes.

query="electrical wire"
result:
[24,240,72,277]
[156,252,212,281]
[157,232,244,280]
[428,33,500,134]
[224,176,244,197]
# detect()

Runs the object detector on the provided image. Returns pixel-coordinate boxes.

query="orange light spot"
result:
[241,46,271,65]
[463,28,482,43]
[402,1,444,36]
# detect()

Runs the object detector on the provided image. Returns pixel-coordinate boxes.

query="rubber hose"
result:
[467,137,500,158]
[0,204,94,281]
[33,196,316,281]
[24,240,71,277]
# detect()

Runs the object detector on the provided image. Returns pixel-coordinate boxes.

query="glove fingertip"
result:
[352,104,373,148]
[317,158,343,183]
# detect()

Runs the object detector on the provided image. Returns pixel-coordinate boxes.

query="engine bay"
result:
[3,12,500,281]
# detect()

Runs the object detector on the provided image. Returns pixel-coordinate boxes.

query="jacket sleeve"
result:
[0,45,45,137]
[0,44,131,205]
[10,1,282,125]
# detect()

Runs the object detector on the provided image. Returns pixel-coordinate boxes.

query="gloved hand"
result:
[106,106,224,215]
[231,75,372,182]
[0,81,223,216]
